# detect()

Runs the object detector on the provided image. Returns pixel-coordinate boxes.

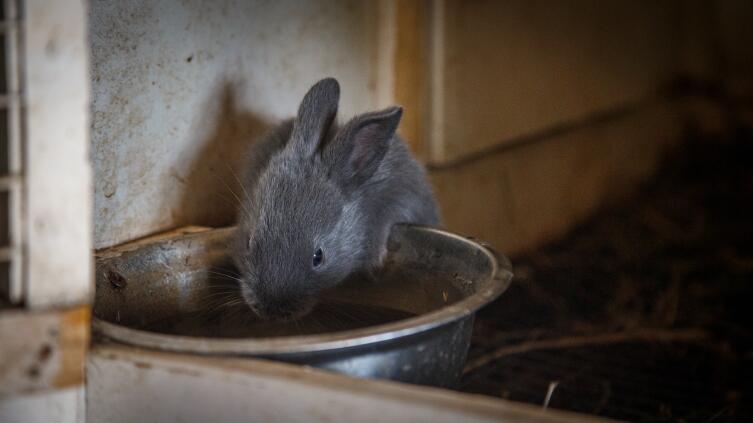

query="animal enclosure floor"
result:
[459,130,753,422]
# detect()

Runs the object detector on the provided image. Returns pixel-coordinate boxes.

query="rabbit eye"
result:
[312,248,324,267]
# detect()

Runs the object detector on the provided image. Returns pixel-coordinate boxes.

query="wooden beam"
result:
[88,343,615,423]
[393,0,430,158]
[0,306,90,396]
[24,0,93,309]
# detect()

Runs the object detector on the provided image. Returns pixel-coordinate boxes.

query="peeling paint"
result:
[53,307,90,388]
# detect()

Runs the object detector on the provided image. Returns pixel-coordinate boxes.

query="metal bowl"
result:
[93,225,512,387]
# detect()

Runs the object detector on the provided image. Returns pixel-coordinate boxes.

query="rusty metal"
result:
[106,269,127,289]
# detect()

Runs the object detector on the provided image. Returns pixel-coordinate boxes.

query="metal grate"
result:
[459,134,753,421]
[0,0,24,306]
[461,340,748,422]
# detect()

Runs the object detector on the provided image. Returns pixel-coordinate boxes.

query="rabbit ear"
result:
[325,106,402,192]
[290,78,340,158]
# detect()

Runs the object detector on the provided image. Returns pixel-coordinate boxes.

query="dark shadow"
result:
[175,82,271,229]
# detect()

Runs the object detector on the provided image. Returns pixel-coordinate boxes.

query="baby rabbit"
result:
[231,78,440,320]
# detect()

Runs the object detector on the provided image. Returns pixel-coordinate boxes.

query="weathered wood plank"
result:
[88,344,616,423]
[393,0,429,158]
[24,0,93,308]
[0,306,90,396]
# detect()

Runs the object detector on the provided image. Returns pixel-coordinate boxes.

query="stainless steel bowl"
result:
[93,225,513,387]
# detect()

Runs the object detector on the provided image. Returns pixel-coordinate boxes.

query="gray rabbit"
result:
[231,78,440,320]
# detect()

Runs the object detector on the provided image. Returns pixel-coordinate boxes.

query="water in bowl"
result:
[136,265,465,338]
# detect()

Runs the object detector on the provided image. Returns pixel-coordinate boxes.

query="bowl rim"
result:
[92,226,513,356]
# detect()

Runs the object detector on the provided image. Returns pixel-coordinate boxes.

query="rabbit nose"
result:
[258,301,296,320]
[257,293,313,321]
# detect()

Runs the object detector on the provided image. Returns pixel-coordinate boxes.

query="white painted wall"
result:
[90,0,389,249]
